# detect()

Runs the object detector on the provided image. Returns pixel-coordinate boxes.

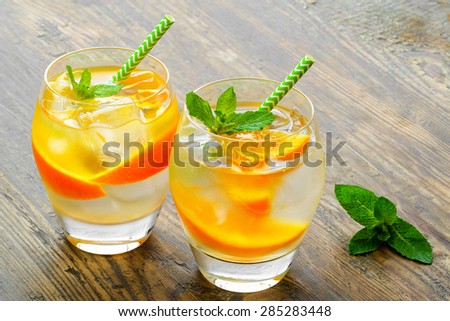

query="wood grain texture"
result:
[0,0,448,301]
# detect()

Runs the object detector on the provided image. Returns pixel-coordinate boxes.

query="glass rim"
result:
[184,77,315,142]
[44,46,170,107]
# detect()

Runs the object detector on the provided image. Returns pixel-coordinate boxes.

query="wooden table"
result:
[1,0,448,301]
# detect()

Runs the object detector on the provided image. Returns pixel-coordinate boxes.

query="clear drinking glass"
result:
[169,78,325,292]
[32,47,179,255]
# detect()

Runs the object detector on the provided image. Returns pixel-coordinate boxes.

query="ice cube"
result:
[103,168,169,206]
[73,109,94,128]
[71,97,139,128]
[271,158,325,223]
[48,81,70,96]
[63,118,81,128]
[93,116,149,170]
[95,96,135,107]
[47,137,68,154]
[269,108,293,131]
[120,71,160,95]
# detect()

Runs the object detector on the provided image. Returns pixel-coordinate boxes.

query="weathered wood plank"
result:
[0,0,448,301]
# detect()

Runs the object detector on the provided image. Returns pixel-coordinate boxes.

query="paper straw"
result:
[112,15,175,82]
[259,54,315,111]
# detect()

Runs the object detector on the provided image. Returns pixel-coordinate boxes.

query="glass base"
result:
[191,246,297,293]
[59,208,161,255]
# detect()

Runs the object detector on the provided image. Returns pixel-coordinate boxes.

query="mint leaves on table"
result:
[66,65,124,100]
[186,87,276,135]
[335,184,433,264]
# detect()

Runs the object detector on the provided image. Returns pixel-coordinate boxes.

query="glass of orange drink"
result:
[169,78,325,292]
[32,47,179,254]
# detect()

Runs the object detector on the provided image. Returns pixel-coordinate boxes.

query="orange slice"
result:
[229,145,267,170]
[223,132,310,170]
[178,205,307,258]
[119,71,156,85]
[241,197,271,215]
[171,185,307,258]
[32,143,105,200]
[272,133,310,161]
[93,129,175,185]
[219,173,276,215]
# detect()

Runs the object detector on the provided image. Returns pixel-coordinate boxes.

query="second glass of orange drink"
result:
[170,68,325,292]
[32,43,179,254]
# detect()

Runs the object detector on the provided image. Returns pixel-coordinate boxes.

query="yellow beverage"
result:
[169,78,325,292]
[32,48,179,254]
[170,105,324,262]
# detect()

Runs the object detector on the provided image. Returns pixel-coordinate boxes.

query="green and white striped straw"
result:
[112,15,175,82]
[259,54,315,111]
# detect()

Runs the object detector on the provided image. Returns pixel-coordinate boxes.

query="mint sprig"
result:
[65,65,124,100]
[335,184,433,264]
[186,87,276,135]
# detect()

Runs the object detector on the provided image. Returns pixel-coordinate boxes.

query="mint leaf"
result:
[66,65,93,99]
[90,83,124,97]
[66,65,79,92]
[78,68,92,96]
[65,65,124,100]
[376,224,391,241]
[335,184,433,264]
[374,196,397,225]
[186,91,216,130]
[387,217,433,264]
[225,110,276,134]
[214,119,238,135]
[349,227,383,254]
[334,185,380,228]
[215,87,236,120]
[185,87,276,135]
